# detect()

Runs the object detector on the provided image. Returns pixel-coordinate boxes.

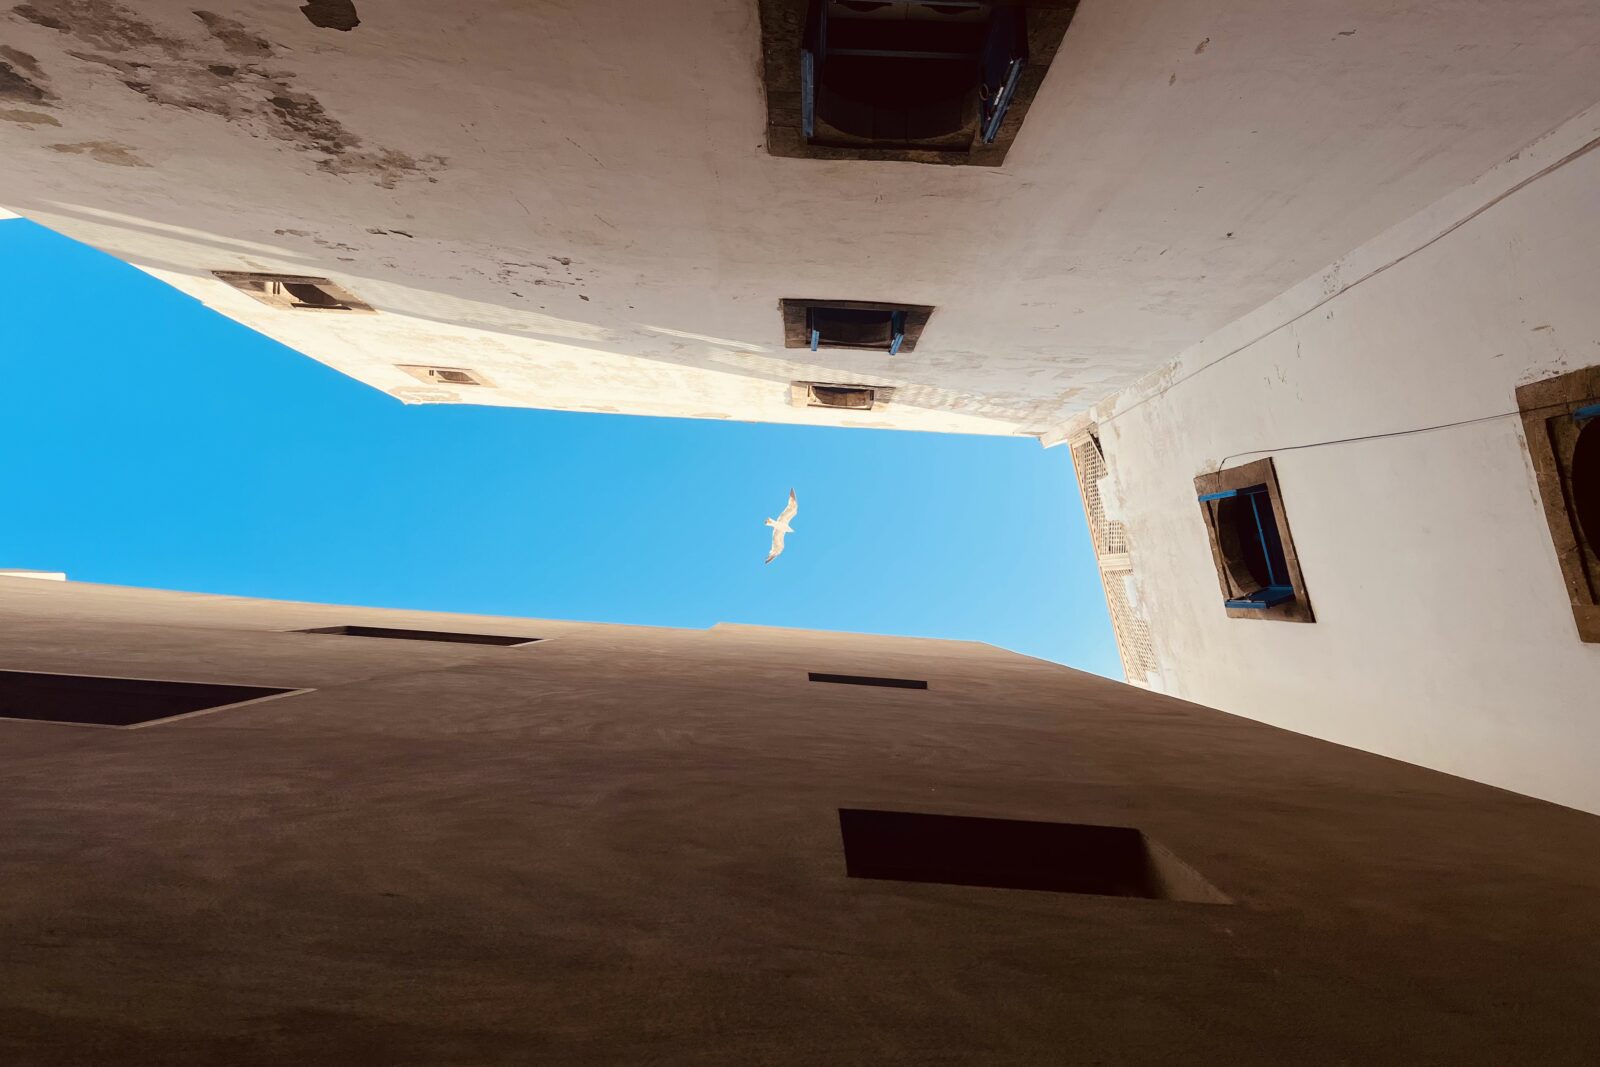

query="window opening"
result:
[801,1,1027,151]
[212,271,373,313]
[838,808,1230,903]
[1515,367,1600,641]
[0,670,295,728]
[781,299,933,353]
[809,672,928,689]
[1198,484,1294,609]
[295,626,540,646]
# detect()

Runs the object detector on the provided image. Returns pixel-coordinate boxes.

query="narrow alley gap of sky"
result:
[0,218,1120,676]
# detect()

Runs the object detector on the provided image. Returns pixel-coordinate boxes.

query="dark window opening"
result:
[279,280,350,309]
[1203,484,1293,609]
[802,1,1026,152]
[398,365,494,388]
[1194,457,1313,623]
[296,626,541,646]
[1516,370,1600,642]
[300,0,360,32]
[213,271,373,313]
[759,0,1080,167]
[838,808,1230,903]
[1573,412,1599,544]
[809,384,876,409]
[781,299,934,353]
[0,670,293,728]
[808,306,906,353]
[809,672,928,689]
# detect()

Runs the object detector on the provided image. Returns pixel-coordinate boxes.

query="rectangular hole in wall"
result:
[780,298,934,353]
[809,672,928,689]
[0,670,295,728]
[758,0,1081,166]
[809,384,875,410]
[296,626,541,646]
[398,364,494,388]
[212,271,373,312]
[838,808,1231,903]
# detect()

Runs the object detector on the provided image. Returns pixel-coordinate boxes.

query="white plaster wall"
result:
[1090,103,1600,813]
[5,0,1600,433]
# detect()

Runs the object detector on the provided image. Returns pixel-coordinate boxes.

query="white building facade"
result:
[4,0,1600,810]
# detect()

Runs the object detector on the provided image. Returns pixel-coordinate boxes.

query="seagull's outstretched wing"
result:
[765,525,788,564]
[778,489,798,525]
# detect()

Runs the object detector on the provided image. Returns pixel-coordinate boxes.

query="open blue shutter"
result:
[979,7,1027,144]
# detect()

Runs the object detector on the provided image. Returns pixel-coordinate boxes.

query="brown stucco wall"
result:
[2,577,1598,1064]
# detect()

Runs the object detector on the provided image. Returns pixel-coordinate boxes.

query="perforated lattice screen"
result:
[1070,433,1157,684]
[1102,570,1158,680]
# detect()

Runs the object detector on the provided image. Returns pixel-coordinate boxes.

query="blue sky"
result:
[0,218,1119,676]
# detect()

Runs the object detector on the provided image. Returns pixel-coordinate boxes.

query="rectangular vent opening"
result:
[839,809,1230,903]
[809,672,927,689]
[0,670,294,728]
[296,626,540,646]
[810,306,899,349]
[212,271,373,312]
[398,364,493,387]
[782,298,933,353]
[759,0,1080,166]
[810,384,875,410]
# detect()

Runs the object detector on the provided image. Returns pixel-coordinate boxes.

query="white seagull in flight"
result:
[764,489,798,564]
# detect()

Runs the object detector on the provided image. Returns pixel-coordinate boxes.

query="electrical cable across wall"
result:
[1214,400,1580,470]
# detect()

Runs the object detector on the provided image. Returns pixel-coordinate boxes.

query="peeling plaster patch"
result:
[258,90,445,185]
[20,2,442,187]
[193,11,272,56]
[47,139,149,166]
[0,59,52,103]
[13,0,186,58]
[300,0,358,32]
[0,47,54,104]
[10,3,64,30]
[389,386,459,405]
[0,45,46,76]
[267,90,357,155]
[70,49,233,115]
[0,106,59,123]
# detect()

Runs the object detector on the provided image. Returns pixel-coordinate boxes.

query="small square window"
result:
[790,381,887,411]
[1195,458,1314,623]
[1517,366,1600,642]
[398,365,494,388]
[757,1,1081,166]
[781,298,934,353]
[213,271,373,312]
